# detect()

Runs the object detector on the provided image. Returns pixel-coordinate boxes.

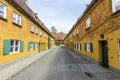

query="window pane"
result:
[10,47,14,52]
[15,41,19,46]
[0,12,4,17]
[30,43,33,50]
[15,47,18,51]
[13,13,16,22]
[0,3,5,17]
[13,12,21,24]
[10,41,14,46]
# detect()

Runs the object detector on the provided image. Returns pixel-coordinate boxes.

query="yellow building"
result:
[0,0,55,64]
[65,0,120,74]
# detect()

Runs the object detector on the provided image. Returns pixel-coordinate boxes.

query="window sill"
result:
[0,16,7,22]
[86,27,91,30]
[30,31,34,33]
[29,49,34,51]
[13,22,22,27]
[111,10,120,16]
[10,51,20,54]
[35,33,38,35]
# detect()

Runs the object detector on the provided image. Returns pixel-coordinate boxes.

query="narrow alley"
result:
[8,47,120,80]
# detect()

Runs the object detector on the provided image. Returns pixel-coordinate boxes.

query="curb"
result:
[0,47,55,80]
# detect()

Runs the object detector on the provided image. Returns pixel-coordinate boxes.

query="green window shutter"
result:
[28,42,30,51]
[20,41,24,52]
[77,44,78,50]
[85,43,87,51]
[3,40,10,55]
[90,43,93,52]
[118,40,120,46]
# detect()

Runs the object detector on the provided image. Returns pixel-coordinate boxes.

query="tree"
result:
[59,31,64,34]
[51,26,57,33]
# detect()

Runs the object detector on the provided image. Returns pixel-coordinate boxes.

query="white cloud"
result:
[28,0,92,33]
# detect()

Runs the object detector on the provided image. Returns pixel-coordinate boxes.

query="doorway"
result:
[100,41,109,68]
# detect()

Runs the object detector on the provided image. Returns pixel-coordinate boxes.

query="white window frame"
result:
[86,43,91,52]
[117,40,120,59]
[112,0,120,13]
[13,12,21,25]
[44,33,46,38]
[78,44,81,50]
[0,2,6,18]
[10,40,20,54]
[76,29,79,35]
[76,44,78,50]
[30,25,34,32]
[86,18,91,29]
[73,31,76,36]
[30,42,34,50]
[40,31,42,36]
[35,42,38,49]
[35,28,38,34]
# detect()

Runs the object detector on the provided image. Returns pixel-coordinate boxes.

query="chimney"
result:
[86,4,89,8]
[22,0,29,4]
[34,13,38,16]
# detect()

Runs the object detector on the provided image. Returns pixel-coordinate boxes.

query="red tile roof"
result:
[52,33,67,40]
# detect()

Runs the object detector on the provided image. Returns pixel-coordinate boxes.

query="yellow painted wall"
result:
[0,0,53,64]
[65,0,120,70]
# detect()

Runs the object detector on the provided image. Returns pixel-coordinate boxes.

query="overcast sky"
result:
[28,0,92,33]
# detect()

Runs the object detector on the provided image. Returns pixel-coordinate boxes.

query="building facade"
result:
[65,0,120,73]
[53,33,66,46]
[0,0,55,64]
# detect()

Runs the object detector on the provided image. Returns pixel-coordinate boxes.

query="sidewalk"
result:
[66,48,120,80]
[0,47,55,80]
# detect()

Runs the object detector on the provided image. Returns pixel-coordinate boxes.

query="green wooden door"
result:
[101,41,109,68]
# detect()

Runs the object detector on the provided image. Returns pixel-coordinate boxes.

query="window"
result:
[30,25,34,32]
[117,40,120,59]
[86,18,91,29]
[35,42,38,49]
[29,42,34,50]
[76,44,78,50]
[40,31,42,36]
[86,43,91,52]
[78,44,81,50]
[76,29,79,35]
[73,31,76,36]
[112,0,120,12]
[74,44,76,49]
[0,2,6,18]
[35,28,38,34]
[44,33,46,38]
[13,12,21,25]
[10,40,20,53]
[85,43,93,52]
